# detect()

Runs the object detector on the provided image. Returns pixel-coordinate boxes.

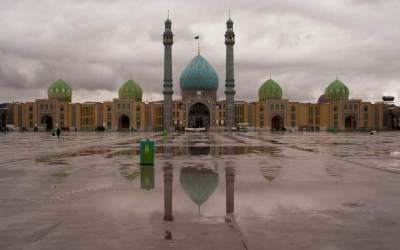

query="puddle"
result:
[109,145,279,158]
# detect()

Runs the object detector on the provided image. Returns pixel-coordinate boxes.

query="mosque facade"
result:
[2,17,400,132]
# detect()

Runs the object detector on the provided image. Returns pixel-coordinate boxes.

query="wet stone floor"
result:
[1,131,400,250]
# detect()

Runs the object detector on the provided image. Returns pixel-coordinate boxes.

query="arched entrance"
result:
[41,115,53,130]
[345,115,356,131]
[188,102,210,129]
[119,115,130,130]
[271,115,284,131]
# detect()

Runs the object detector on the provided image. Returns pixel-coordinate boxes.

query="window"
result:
[280,104,284,110]
[364,106,368,112]
[60,106,64,112]
[354,104,358,110]
[333,106,337,112]
[291,106,295,112]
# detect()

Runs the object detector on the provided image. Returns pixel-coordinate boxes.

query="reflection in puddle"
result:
[325,164,344,178]
[140,165,155,190]
[119,166,140,180]
[259,164,282,182]
[342,202,366,208]
[109,145,279,158]
[180,166,219,214]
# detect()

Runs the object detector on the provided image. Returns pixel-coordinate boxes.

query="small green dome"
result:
[180,55,219,91]
[48,79,72,102]
[118,79,143,101]
[324,79,349,102]
[258,79,283,101]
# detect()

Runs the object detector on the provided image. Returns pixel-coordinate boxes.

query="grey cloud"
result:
[0,0,399,104]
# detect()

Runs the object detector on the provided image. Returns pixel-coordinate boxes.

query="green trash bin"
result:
[140,139,155,165]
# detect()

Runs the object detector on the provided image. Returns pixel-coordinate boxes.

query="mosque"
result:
[2,16,400,132]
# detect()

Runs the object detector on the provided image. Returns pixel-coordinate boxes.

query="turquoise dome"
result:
[48,79,72,102]
[180,55,219,91]
[258,79,283,101]
[119,79,143,101]
[324,79,349,102]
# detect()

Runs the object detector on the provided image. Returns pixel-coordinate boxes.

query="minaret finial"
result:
[229,9,231,19]
[195,34,200,55]
[269,72,272,79]
[336,74,338,80]
[168,9,170,19]
[129,74,132,80]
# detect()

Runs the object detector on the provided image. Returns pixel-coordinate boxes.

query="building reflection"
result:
[225,161,235,215]
[140,165,155,190]
[180,164,219,214]
[161,144,237,220]
[163,161,173,221]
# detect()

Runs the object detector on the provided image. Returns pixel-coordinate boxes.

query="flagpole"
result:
[197,37,200,55]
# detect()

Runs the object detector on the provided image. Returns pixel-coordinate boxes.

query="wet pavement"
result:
[1,131,400,249]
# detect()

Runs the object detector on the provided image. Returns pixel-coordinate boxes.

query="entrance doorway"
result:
[188,102,210,129]
[271,115,284,131]
[119,115,130,130]
[41,115,53,131]
[345,115,356,131]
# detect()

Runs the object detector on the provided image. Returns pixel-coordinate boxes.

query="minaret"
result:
[225,13,236,131]
[163,15,174,131]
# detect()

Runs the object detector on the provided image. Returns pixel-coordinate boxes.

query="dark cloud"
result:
[0,0,399,104]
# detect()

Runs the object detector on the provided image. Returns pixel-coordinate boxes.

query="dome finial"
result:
[168,9,169,19]
[229,8,231,19]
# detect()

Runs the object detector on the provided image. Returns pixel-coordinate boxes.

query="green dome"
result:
[324,79,349,102]
[119,79,143,101]
[48,79,72,102]
[180,55,219,91]
[258,79,283,101]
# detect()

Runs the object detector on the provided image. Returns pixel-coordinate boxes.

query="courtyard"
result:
[0,131,400,249]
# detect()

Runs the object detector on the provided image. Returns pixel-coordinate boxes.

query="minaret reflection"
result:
[225,161,235,215]
[163,161,174,221]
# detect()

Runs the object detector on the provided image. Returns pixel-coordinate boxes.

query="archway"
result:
[188,102,210,129]
[41,115,53,131]
[345,115,356,131]
[119,115,130,130]
[271,115,284,131]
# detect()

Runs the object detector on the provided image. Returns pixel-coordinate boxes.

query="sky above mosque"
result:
[0,0,399,104]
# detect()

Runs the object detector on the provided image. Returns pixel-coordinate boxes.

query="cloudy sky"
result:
[0,0,399,104]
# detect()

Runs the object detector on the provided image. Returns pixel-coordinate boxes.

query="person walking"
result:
[56,127,61,139]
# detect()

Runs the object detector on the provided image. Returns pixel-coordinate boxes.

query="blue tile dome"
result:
[180,55,219,91]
